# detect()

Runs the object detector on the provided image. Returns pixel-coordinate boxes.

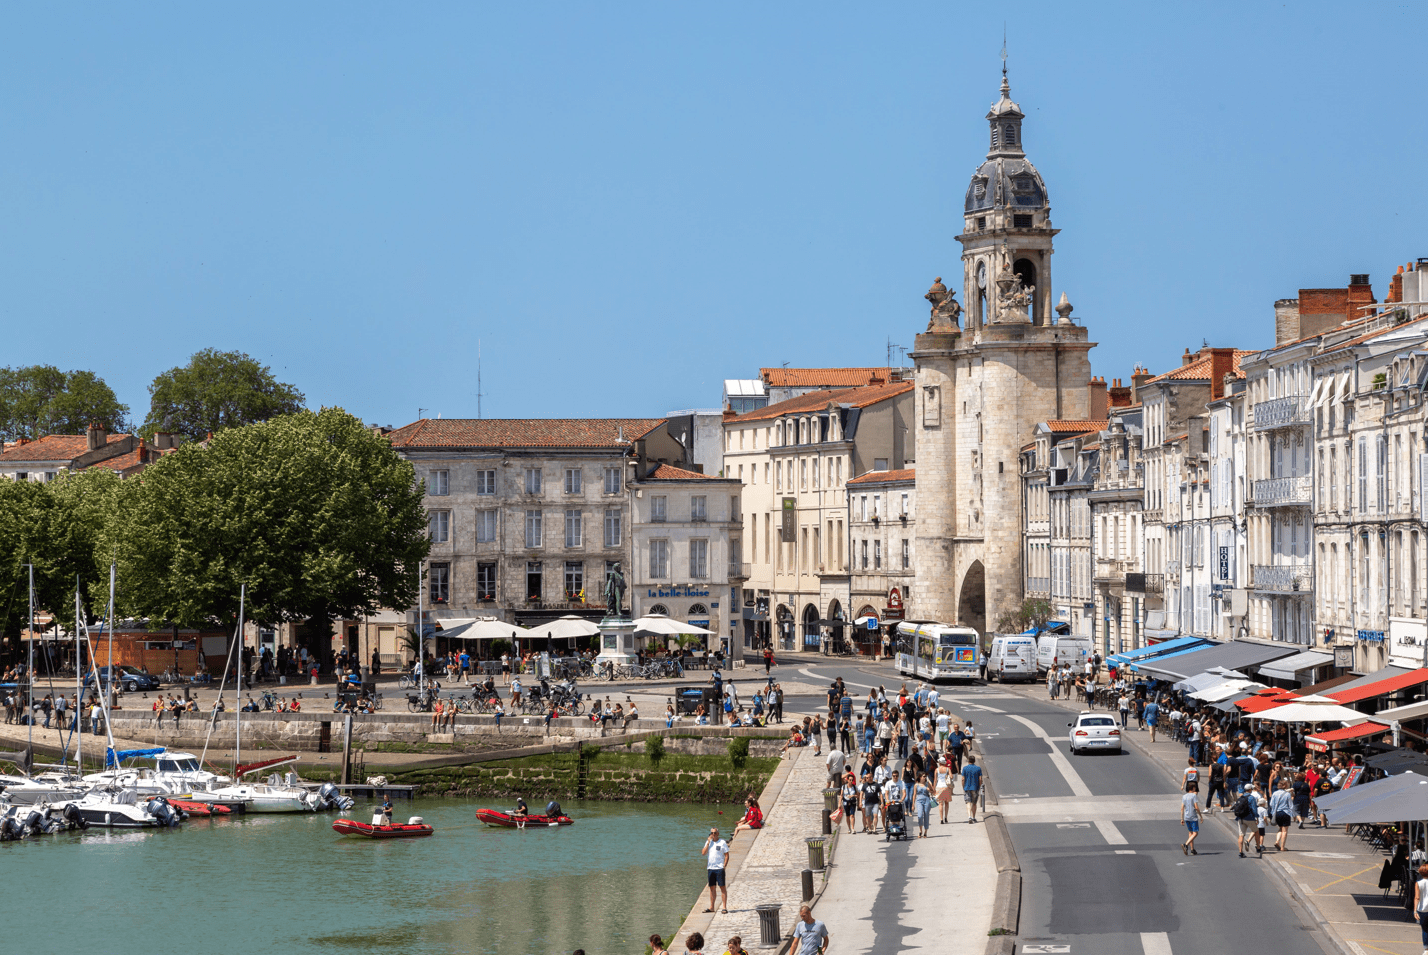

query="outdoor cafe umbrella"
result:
[1253,701,1369,724]
[525,615,602,653]
[631,614,715,652]
[444,619,533,642]
[1324,775,1428,826]
[1315,771,1425,814]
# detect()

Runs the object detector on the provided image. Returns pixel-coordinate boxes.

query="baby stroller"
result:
[884,801,909,842]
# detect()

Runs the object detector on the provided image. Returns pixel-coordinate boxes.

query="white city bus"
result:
[894,621,982,683]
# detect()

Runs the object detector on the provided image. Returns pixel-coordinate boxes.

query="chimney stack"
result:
[1182,348,1194,367]
[1131,366,1155,405]
[86,422,106,451]
[1208,348,1236,401]
[1108,377,1132,408]
[137,444,149,464]
[1087,376,1108,420]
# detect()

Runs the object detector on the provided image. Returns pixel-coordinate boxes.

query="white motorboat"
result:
[82,750,232,797]
[62,789,183,829]
[0,772,89,806]
[207,777,319,813]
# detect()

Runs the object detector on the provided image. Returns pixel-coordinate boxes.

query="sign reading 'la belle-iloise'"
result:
[646,587,712,598]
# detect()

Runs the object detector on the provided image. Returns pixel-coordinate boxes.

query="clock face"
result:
[976,261,987,290]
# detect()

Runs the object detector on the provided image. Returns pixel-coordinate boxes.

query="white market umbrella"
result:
[1192,679,1265,703]
[526,615,602,641]
[443,619,533,641]
[1253,701,1370,724]
[632,614,716,636]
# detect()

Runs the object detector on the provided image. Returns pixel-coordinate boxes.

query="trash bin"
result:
[805,836,826,871]
[755,903,782,947]
[823,788,838,812]
[678,689,704,715]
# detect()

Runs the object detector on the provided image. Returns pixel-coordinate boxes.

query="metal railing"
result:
[1252,475,1312,507]
[728,562,751,578]
[1252,563,1314,594]
[1125,573,1163,594]
[1095,558,1131,580]
[1252,395,1312,431]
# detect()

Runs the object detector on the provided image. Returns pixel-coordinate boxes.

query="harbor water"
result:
[6,797,738,954]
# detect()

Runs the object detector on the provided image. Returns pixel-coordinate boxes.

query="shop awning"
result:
[1133,640,1296,682]
[1305,721,1390,752]
[1376,698,1428,723]
[1237,689,1300,714]
[1107,636,1212,668]
[1194,680,1266,703]
[1257,650,1334,682]
[1174,667,1250,692]
[1329,667,1428,706]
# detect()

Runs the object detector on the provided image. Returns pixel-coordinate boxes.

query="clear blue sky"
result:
[4,3,1425,428]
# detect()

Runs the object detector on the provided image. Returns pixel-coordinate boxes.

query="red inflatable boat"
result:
[476,808,574,828]
[169,799,234,817]
[332,816,434,839]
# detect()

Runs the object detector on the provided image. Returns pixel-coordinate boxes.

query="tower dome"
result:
[963,71,1048,217]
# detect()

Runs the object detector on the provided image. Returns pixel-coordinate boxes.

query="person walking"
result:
[792,905,830,955]
[1412,863,1428,955]
[1232,787,1256,858]
[935,758,954,823]
[914,773,934,838]
[1144,698,1160,741]
[1271,780,1294,851]
[860,770,883,834]
[1118,692,1130,729]
[1292,771,1312,829]
[840,772,858,834]
[702,827,730,914]
[1181,782,1204,855]
[960,754,983,824]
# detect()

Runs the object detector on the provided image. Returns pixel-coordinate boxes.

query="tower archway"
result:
[958,560,987,637]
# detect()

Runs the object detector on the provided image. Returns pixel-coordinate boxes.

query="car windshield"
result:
[120,666,144,675]
[1081,717,1116,727]
[938,633,976,646]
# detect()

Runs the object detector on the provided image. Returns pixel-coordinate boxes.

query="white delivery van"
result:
[1037,634,1093,675]
[987,634,1039,682]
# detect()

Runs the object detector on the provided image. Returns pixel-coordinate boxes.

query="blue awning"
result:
[1107,636,1212,668]
[105,747,165,767]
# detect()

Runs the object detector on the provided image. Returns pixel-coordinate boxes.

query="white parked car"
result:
[1068,713,1121,754]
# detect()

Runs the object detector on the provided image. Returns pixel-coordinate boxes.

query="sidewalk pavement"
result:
[1003,681,1424,955]
[673,745,830,952]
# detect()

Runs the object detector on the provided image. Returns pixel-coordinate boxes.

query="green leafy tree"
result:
[48,467,130,617]
[995,598,1055,635]
[0,479,94,664]
[0,365,130,441]
[112,407,429,633]
[142,349,305,443]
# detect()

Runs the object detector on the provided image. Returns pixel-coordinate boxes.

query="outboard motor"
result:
[146,796,182,828]
[316,782,354,811]
[23,809,46,837]
[62,803,88,830]
[0,815,23,842]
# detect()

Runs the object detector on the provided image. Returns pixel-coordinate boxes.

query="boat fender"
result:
[407,816,423,826]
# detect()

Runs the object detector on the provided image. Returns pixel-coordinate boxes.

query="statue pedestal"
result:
[595,615,638,667]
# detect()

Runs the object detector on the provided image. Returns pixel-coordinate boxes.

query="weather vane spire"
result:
[1000,27,1009,92]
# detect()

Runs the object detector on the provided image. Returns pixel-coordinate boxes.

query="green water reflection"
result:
[6,797,737,955]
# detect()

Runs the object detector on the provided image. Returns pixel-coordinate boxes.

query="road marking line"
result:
[1140,932,1172,955]
[1006,713,1093,797]
[1096,820,1128,845]
[1115,850,1136,855]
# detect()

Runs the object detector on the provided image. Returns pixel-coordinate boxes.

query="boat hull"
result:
[332,819,433,839]
[476,809,574,828]
[168,799,234,816]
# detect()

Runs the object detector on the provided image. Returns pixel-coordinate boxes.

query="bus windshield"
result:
[938,632,976,646]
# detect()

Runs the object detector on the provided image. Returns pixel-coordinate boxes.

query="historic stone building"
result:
[910,69,1094,634]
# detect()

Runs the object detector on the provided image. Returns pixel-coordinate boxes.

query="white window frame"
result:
[525,467,542,495]
[429,510,450,543]
[565,468,582,495]
[525,509,543,548]
[604,508,622,547]
[476,510,497,543]
[565,509,583,547]
[689,539,709,579]
[649,539,670,579]
[427,469,449,496]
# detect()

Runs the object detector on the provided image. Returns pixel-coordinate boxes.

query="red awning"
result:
[1304,721,1390,752]
[1237,689,1298,714]
[1329,668,1428,705]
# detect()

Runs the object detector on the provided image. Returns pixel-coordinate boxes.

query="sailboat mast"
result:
[75,577,83,772]
[105,562,115,695]
[26,563,33,764]
[95,558,119,766]
[235,584,245,774]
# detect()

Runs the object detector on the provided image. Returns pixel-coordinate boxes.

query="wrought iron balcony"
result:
[1252,395,1312,431]
[728,562,751,579]
[1125,573,1164,594]
[1251,475,1312,507]
[1252,563,1314,594]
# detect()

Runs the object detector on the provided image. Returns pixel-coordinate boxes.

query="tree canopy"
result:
[142,348,305,442]
[0,365,130,441]
[113,407,429,629]
[0,477,97,654]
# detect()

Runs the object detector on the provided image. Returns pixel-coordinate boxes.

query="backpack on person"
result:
[1232,794,1252,820]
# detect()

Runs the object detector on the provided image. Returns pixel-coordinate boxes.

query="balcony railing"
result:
[728,562,751,579]
[1125,573,1164,594]
[1095,558,1131,581]
[1252,395,1312,431]
[1252,475,1312,507]
[1252,563,1314,594]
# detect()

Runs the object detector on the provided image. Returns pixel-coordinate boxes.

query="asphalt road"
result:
[779,657,1340,955]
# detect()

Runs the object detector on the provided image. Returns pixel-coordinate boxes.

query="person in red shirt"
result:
[733,795,763,837]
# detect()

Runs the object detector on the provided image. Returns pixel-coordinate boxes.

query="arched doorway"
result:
[802,604,821,651]
[958,561,986,638]
[826,599,844,654]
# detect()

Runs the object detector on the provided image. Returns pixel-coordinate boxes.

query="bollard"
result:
[805,835,826,871]
[822,788,838,812]
[821,807,831,835]
[755,903,782,948]
[802,867,815,903]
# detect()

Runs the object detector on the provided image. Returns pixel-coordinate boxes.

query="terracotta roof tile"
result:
[1042,420,1108,433]
[1317,314,1428,356]
[0,433,133,464]
[386,418,664,450]
[1147,350,1253,383]
[731,380,913,422]
[760,367,893,388]
[847,467,915,485]
[647,463,722,481]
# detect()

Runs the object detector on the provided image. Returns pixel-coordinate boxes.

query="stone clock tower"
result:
[910,67,1095,635]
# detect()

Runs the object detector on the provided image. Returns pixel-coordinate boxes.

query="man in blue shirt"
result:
[792,904,829,955]
[960,754,984,823]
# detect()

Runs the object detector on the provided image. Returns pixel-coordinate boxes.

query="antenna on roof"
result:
[1001,26,1008,81]
[477,339,485,419]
